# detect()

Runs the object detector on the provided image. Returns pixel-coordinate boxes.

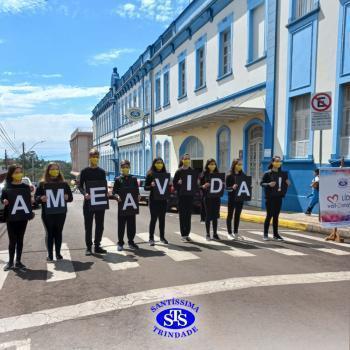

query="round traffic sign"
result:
[311,93,332,112]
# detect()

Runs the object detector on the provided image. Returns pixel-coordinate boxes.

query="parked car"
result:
[107,180,115,198]
[21,177,38,208]
[138,177,150,205]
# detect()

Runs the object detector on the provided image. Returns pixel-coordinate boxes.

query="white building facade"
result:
[92,0,350,212]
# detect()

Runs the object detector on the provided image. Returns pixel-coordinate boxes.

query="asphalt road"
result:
[0,194,349,350]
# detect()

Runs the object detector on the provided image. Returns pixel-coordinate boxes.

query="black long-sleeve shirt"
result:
[260,170,287,198]
[1,182,31,221]
[199,171,220,198]
[173,167,198,196]
[78,167,106,196]
[226,172,244,200]
[35,181,73,216]
[144,171,170,201]
[112,175,139,196]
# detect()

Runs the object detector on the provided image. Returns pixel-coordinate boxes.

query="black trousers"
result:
[118,215,136,246]
[205,219,218,236]
[83,204,105,249]
[178,196,193,237]
[226,200,244,234]
[264,197,283,236]
[42,214,66,258]
[149,200,167,240]
[7,220,28,264]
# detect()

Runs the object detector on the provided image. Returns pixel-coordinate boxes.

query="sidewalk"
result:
[0,223,6,240]
[220,206,350,239]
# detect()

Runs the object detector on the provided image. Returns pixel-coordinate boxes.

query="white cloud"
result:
[0,84,108,116]
[1,71,63,79]
[0,0,46,14]
[114,0,188,23]
[88,48,136,66]
[0,113,92,159]
[40,73,63,79]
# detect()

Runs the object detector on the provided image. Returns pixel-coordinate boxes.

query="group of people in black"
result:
[1,148,290,272]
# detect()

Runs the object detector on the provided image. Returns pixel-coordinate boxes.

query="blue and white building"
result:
[92,0,350,212]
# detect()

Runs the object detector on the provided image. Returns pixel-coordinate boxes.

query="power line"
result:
[0,122,20,155]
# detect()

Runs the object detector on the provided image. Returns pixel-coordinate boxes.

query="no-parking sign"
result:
[311,92,332,130]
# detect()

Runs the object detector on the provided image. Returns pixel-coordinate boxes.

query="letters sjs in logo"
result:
[150,298,199,339]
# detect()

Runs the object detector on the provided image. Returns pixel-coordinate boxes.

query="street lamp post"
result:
[22,140,45,179]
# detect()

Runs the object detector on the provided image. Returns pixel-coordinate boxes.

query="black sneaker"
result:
[94,246,107,254]
[213,234,220,240]
[56,254,63,260]
[117,244,123,252]
[128,242,139,250]
[305,211,311,216]
[273,235,284,242]
[160,238,169,245]
[47,256,54,262]
[149,239,155,246]
[3,262,13,271]
[206,235,211,241]
[85,249,92,256]
[15,261,26,270]
[185,236,192,242]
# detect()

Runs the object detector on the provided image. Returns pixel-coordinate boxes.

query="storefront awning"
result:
[153,91,265,135]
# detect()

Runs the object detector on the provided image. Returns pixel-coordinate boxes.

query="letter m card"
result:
[44,183,67,215]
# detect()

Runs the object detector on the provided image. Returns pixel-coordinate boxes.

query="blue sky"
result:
[0,0,189,161]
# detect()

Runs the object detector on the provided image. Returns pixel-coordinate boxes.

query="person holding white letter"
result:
[113,160,140,251]
[144,157,169,246]
[1,165,33,271]
[78,148,107,256]
[200,159,222,241]
[35,163,73,261]
[173,154,196,242]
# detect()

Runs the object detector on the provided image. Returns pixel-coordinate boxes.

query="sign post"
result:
[311,92,332,167]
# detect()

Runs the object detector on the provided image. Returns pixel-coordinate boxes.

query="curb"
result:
[220,212,350,238]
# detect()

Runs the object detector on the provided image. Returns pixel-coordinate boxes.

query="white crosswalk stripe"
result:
[175,231,255,257]
[0,338,31,349]
[101,237,139,271]
[248,230,350,256]
[137,232,199,261]
[0,250,9,291]
[279,230,350,248]
[47,243,76,283]
[239,233,306,256]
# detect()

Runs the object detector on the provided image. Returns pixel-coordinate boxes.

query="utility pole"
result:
[22,142,25,176]
[4,149,8,167]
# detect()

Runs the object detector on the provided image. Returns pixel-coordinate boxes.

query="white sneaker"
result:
[227,233,234,240]
[263,236,269,241]
[235,233,244,240]
[181,237,187,242]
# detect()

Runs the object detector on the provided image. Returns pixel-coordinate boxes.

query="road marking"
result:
[47,243,76,283]
[280,231,350,248]
[247,231,350,256]
[242,233,306,256]
[0,250,9,291]
[0,338,31,349]
[137,233,199,262]
[0,271,349,334]
[175,231,255,257]
[101,237,139,271]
